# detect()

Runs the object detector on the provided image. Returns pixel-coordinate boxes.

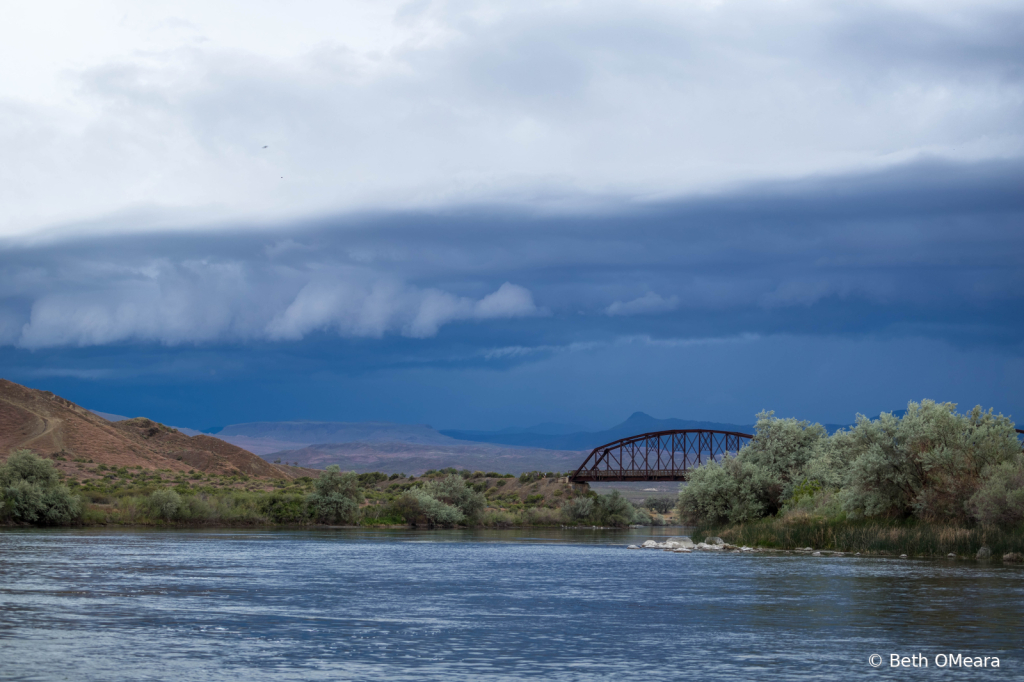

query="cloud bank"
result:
[1,159,1021,354]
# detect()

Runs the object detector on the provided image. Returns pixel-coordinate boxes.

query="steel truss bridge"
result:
[569,429,755,483]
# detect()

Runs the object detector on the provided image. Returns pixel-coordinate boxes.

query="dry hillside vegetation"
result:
[0,379,296,480]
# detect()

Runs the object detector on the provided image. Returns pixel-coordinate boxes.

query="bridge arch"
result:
[569,429,754,483]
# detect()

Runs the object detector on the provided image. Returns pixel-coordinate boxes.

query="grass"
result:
[692,513,1024,559]
[60,471,585,528]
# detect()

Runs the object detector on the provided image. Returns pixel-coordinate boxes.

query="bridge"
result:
[569,429,754,483]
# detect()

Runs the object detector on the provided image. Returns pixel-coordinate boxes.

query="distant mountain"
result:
[214,420,476,456]
[441,412,758,451]
[489,422,588,436]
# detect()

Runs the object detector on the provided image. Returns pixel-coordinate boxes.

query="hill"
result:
[0,378,295,480]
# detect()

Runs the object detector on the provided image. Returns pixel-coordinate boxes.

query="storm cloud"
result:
[2,158,1022,355]
[1,1,1022,428]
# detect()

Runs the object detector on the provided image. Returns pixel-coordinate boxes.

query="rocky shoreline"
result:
[627,536,1024,561]
[627,536,759,553]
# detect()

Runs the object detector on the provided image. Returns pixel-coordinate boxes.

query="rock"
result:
[667,536,695,549]
[741,546,753,552]
[900,554,908,559]
[673,548,691,553]
[704,536,725,546]
[977,546,992,560]
[834,552,843,556]
[855,552,861,556]
[642,540,658,548]
[1002,552,1023,563]
[947,553,956,558]
[812,551,821,556]
[627,545,640,550]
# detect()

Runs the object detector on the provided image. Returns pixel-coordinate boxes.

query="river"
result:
[1,528,1021,680]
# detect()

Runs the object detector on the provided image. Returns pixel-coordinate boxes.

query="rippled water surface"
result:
[2,528,1022,680]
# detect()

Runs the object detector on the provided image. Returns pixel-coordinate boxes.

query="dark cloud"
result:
[1,157,1022,358]
[2,3,1023,428]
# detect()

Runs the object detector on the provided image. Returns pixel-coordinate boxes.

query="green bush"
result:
[257,493,310,523]
[594,491,635,527]
[308,465,362,524]
[677,401,1024,527]
[644,496,675,514]
[357,472,388,486]
[148,489,181,520]
[631,506,653,525]
[422,475,486,519]
[678,456,769,524]
[0,450,82,525]
[560,496,593,524]
[840,402,1021,522]
[396,489,465,527]
[970,461,1024,526]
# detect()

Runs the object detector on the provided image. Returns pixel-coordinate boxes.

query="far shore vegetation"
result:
[4,399,1023,562]
[0,451,663,529]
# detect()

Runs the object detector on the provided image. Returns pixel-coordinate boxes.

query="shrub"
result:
[148,489,182,520]
[560,496,593,524]
[357,472,388,486]
[520,507,561,525]
[738,411,827,512]
[644,496,675,514]
[840,402,1021,522]
[260,493,310,523]
[677,456,769,524]
[970,461,1024,526]
[308,465,362,524]
[677,401,1024,527]
[594,491,636,527]
[421,475,486,519]
[396,490,465,527]
[631,506,654,525]
[0,450,82,525]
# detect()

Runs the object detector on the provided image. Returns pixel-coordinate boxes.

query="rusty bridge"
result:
[569,429,754,483]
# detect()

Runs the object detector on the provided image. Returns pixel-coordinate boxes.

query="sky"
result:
[1,0,1023,431]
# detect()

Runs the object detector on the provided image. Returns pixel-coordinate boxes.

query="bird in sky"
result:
[262,145,268,149]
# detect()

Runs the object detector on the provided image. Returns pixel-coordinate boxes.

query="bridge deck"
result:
[571,469,693,482]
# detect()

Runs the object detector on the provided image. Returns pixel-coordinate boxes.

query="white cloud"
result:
[10,254,541,348]
[268,278,541,341]
[605,291,679,316]
[1,0,1021,238]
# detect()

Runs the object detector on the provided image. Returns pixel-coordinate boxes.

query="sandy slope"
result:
[0,378,295,480]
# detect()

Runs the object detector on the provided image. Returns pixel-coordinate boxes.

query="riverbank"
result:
[691,515,1024,560]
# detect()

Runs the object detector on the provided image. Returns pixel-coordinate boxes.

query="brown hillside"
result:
[0,378,294,480]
